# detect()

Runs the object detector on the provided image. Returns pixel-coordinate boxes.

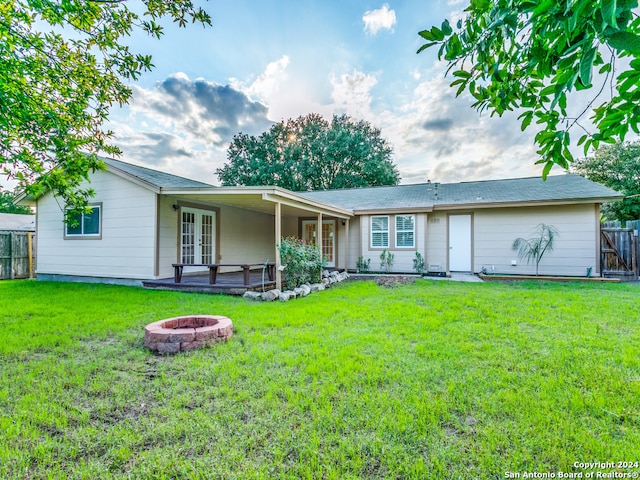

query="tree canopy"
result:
[572,140,640,221]
[418,0,640,177]
[0,0,211,209]
[0,187,32,214]
[216,113,400,191]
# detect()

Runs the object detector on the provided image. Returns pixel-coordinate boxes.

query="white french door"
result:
[302,220,336,267]
[181,207,216,265]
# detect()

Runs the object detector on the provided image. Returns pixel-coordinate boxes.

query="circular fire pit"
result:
[144,315,233,354]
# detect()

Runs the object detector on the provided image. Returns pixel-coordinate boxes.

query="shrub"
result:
[413,252,425,275]
[379,250,394,273]
[356,256,371,273]
[512,224,559,276]
[279,236,324,287]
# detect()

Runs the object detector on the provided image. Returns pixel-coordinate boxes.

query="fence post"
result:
[27,232,34,278]
[9,231,14,280]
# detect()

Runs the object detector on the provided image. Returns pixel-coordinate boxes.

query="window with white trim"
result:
[371,216,389,248]
[65,205,101,238]
[395,215,415,248]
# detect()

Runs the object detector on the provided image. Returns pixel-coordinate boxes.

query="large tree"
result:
[417,0,640,177]
[216,113,400,191]
[572,140,640,221]
[1,1,211,209]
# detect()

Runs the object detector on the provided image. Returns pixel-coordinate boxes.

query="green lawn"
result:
[1,279,639,479]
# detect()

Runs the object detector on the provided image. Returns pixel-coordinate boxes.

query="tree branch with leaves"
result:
[572,140,640,220]
[0,0,212,212]
[418,0,640,177]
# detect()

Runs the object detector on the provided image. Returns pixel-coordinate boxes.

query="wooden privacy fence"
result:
[0,231,35,280]
[601,220,639,281]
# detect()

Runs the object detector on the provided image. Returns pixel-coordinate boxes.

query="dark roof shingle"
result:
[103,157,213,189]
[300,174,622,211]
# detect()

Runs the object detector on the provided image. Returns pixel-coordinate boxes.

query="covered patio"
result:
[148,186,353,293]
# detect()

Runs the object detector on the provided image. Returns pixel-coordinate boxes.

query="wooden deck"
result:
[142,270,276,295]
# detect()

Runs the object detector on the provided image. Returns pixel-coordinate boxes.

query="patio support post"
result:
[317,212,323,254]
[317,212,323,277]
[275,201,282,291]
[344,219,349,271]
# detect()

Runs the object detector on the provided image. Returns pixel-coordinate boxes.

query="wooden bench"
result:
[172,262,275,285]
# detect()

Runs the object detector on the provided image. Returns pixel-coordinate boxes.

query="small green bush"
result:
[279,236,324,287]
[356,256,371,273]
[379,249,394,273]
[413,251,425,274]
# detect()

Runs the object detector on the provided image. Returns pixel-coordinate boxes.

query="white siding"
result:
[36,170,157,279]
[473,204,598,276]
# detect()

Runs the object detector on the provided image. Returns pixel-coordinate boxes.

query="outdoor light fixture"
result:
[172,204,180,212]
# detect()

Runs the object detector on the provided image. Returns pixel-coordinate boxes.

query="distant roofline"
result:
[300,173,577,194]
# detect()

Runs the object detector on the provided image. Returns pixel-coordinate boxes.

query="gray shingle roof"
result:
[300,174,622,211]
[103,157,213,189]
[0,213,35,231]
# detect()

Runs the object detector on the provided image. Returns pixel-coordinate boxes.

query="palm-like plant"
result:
[512,224,559,276]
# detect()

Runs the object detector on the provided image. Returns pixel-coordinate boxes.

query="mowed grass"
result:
[0,279,638,479]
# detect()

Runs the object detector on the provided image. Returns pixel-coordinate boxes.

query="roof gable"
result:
[103,158,213,190]
[0,213,35,231]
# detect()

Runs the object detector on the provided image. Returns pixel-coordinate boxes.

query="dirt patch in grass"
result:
[374,276,417,288]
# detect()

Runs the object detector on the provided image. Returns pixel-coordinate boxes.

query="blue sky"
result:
[108,0,545,186]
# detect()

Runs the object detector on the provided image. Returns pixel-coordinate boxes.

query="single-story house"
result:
[18,157,622,290]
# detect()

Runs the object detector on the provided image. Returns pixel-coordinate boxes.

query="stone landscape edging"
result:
[243,270,349,302]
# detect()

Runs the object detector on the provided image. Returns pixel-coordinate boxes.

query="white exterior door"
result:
[181,207,215,265]
[449,214,472,271]
[302,220,336,267]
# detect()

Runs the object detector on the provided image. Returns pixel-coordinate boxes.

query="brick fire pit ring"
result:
[144,315,233,354]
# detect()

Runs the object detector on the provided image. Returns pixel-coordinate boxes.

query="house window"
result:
[396,215,415,248]
[371,216,389,248]
[65,205,101,238]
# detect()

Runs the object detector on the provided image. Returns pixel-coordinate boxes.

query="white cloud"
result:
[108,61,547,188]
[362,4,397,35]
[330,70,378,119]
[231,55,334,121]
[109,72,274,185]
[373,74,541,184]
[127,72,272,147]
[236,55,290,102]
